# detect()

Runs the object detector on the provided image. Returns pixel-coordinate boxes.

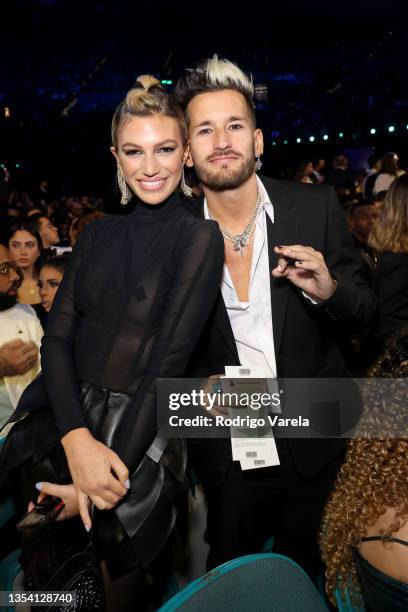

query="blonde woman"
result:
[368,174,408,343]
[1,76,223,603]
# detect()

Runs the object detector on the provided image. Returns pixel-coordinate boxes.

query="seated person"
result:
[348,200,379,286]
[0,244,42,429]
[37,255,69,314]
[320,326,408,611]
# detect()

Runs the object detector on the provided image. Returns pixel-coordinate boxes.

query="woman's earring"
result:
[117,167,131,205]
[181,167,193,198]
[255,155,263,172]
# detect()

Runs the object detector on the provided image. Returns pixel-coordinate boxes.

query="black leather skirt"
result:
[0,381,187,580]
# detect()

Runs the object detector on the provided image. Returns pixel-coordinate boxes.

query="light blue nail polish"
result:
[35,482,43,491]
[125,479,130,489]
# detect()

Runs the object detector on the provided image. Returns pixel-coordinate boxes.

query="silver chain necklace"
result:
[207,189,261,256]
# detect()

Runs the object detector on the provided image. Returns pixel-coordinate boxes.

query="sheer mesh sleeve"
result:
[40,223,98,435]
[116,221,224,470]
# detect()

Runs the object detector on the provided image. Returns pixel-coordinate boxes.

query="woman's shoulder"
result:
[378,251,408,268]
[181,214,222,246]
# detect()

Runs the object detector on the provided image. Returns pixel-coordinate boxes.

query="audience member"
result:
[373,152,405,195]
[320,326,408,611]
[0,244,42,428]
[27,213,59,249]
[8,220,45,322]
[372,190,387,213]
[311,158,325,183]
[348,201,378,285]
[324,155,356,194]
[368,174,408,344]
[37,255,68,314]
[363,154,381,199]
[294,160,314,183]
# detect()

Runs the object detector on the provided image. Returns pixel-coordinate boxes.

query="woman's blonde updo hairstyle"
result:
[111,75,187,148]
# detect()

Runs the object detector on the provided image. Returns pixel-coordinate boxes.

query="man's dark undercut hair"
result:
[173,55,256,127]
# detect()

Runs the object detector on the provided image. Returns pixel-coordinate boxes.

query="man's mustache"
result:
[206,151,242,162]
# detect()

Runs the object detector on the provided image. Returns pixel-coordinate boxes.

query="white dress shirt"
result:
[0,303,43,412]
[204,177,277,378]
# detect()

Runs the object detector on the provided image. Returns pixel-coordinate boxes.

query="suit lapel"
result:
[196,178,299,363]
[263,177,298,358]
[196,197,240,362]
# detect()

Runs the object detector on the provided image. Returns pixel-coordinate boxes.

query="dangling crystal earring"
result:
[117,166,131,205]
[255,155,263,172]
[180,167,193,198]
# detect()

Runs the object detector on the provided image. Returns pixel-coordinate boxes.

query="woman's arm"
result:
[40,223,129,528]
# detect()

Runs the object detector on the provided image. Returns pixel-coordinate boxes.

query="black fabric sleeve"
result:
[116,221,224,469]
[40,224,97,436]
[315,186,377,328]
[375,257,408,341]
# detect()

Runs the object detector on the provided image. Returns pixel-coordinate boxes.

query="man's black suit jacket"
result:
[184,177,377,483]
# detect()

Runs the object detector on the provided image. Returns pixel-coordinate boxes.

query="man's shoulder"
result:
[0,303,37,320]
[260,175,333,206]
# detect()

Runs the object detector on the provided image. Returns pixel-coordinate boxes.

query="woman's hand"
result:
[61,428,130,531]
[28,482,79,521]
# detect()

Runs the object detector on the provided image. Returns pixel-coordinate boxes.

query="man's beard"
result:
[194,151,256,192]
[0,291,17,311]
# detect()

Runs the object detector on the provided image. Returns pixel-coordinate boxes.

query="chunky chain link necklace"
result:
[207,188,261,256]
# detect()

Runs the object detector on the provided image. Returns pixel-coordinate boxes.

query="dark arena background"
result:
[1,0,407,211]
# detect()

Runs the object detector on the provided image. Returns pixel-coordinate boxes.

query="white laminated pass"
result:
[222,366,280,469]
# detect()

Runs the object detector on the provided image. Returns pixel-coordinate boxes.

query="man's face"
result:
[0,245,21,299]
[39,216,59,247]
[186,90,263,191]
[351,205,379,242]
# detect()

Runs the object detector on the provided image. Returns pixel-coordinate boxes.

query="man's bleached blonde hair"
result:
[173,55,256,127]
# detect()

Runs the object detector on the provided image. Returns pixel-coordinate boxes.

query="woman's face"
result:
[38,265,63,312]
[9,230,41,269]
[112,114,188,205]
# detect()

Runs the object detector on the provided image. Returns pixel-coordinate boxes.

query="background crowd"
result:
[1,1,408,610]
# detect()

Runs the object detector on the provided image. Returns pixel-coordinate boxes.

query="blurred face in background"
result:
[38,265,63,312]
[0,245,21,310]
[9,230,41,270]
[0,246,21,296]
[38,217,59,247]
[350,204,379,242]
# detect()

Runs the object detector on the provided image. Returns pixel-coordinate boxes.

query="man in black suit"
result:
[174,57,377,577]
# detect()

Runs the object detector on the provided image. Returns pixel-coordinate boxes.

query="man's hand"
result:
[201,374,241,418]
[61,428,130,531]
[272,245,337,301]
[0,339,39,377]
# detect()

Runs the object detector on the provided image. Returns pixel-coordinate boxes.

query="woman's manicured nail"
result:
[277,265,283,272]
[85,524,91,532]
[125,479,130,489]
[35,482,43,491]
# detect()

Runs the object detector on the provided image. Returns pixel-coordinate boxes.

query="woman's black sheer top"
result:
[40,193,223,467]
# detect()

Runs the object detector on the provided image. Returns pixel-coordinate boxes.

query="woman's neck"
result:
[21,265,36,281]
